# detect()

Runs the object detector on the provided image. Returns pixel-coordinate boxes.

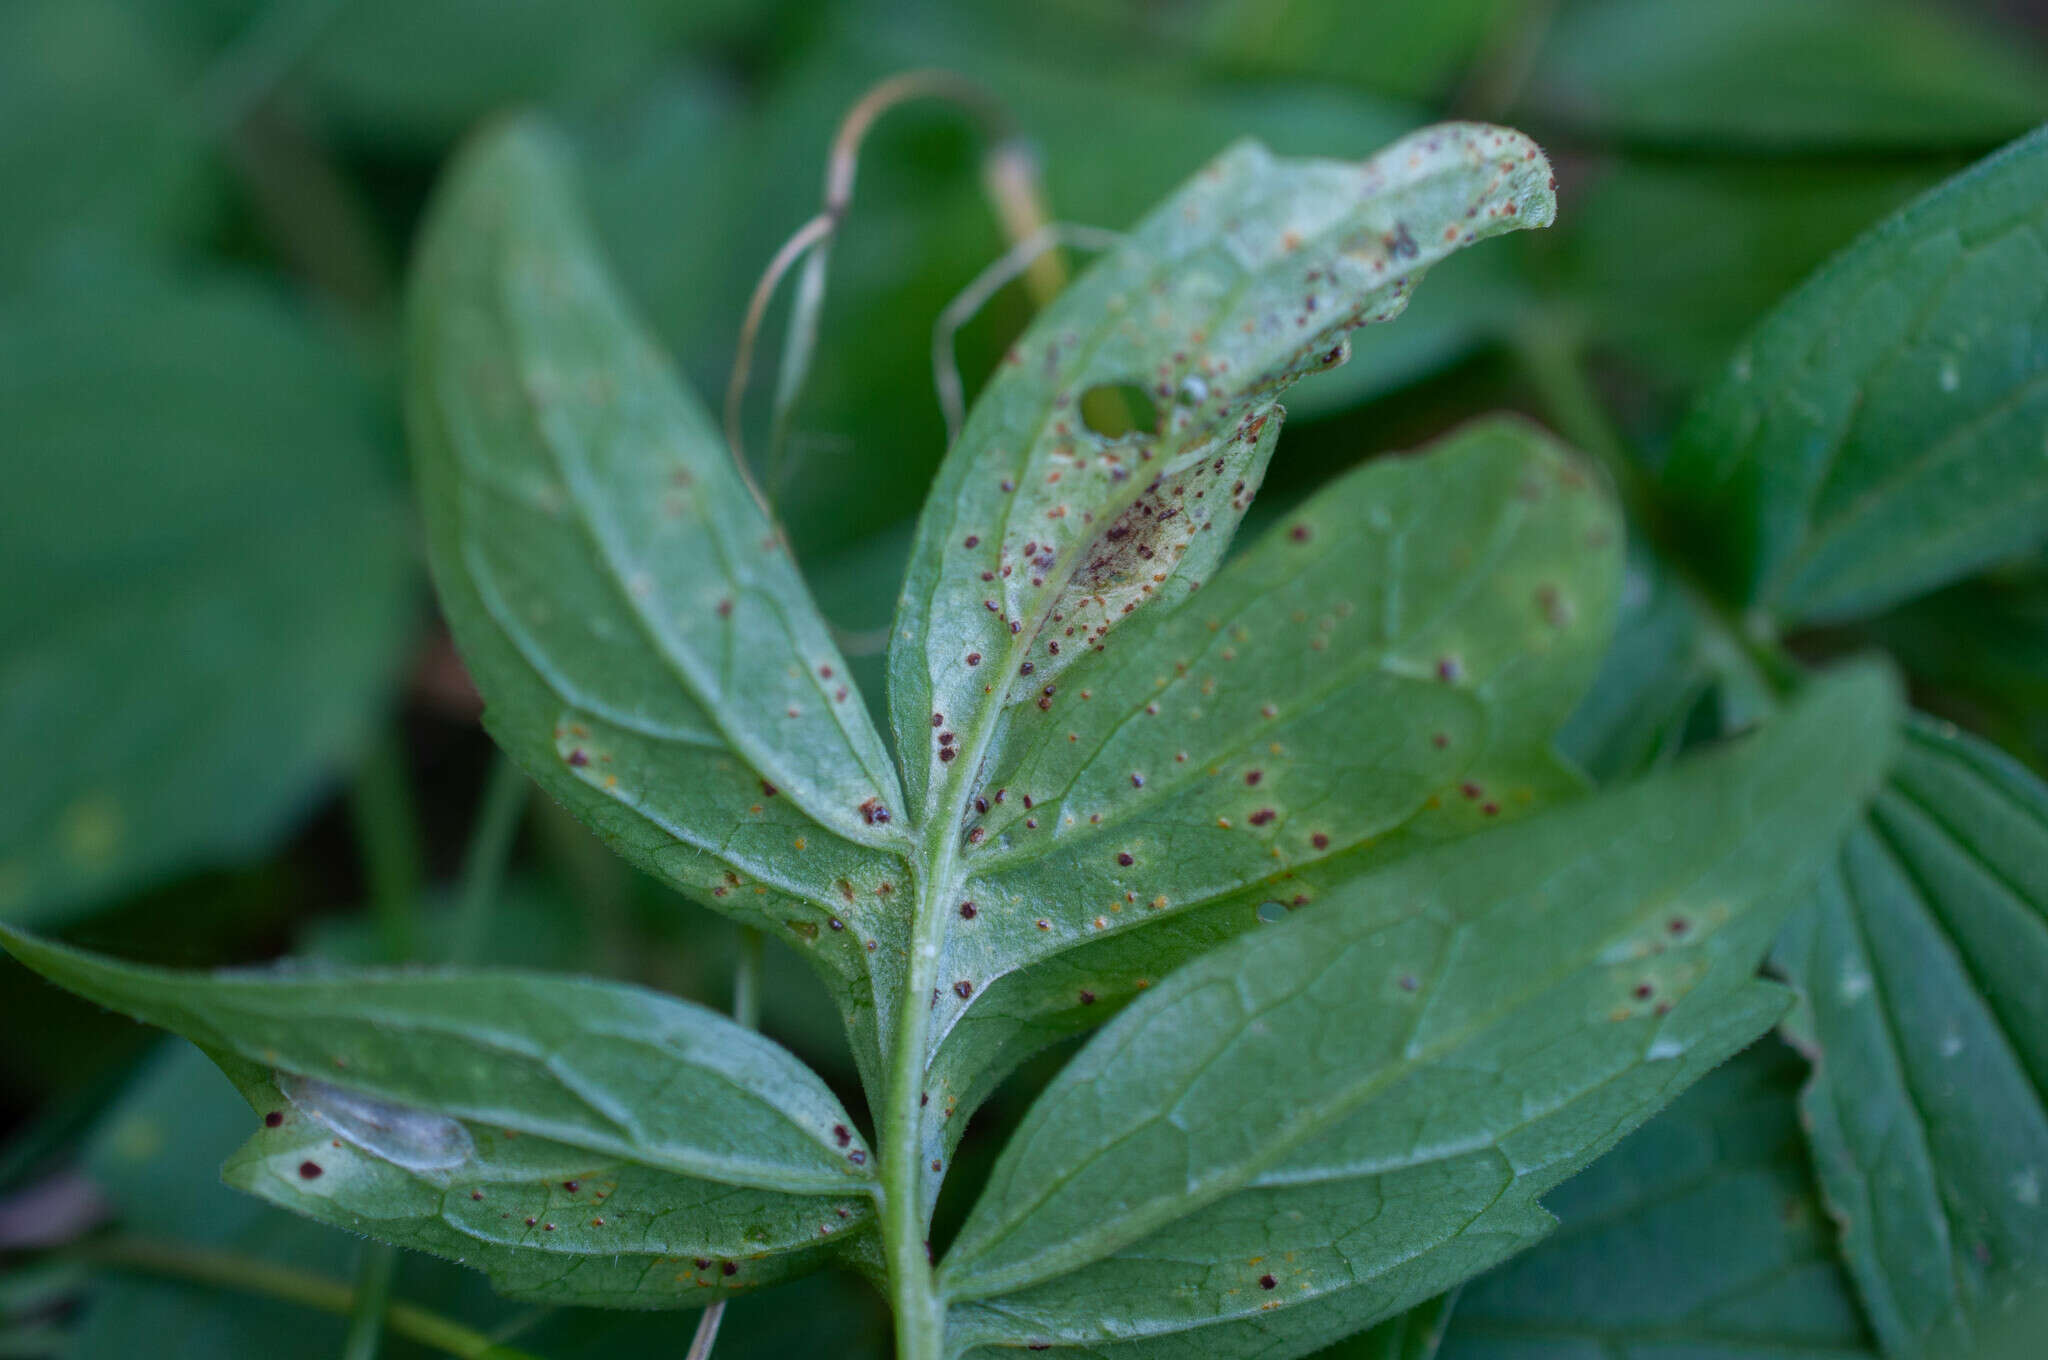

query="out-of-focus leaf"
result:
[1558,539,1772,782]
[0,275,414,927]
[938,667,1899,1355]
[1664,126,2048,627]
[285,0,772,149]
[1520,0,2048,151]
[1186,0,1507,104]
[1435,1039,1877,1358]
[1322,1291,1455,1360]
[1567,157,1947,388]
[406,118,915,1073]
[0,927,876,1306]
[0,0,219,284]
[927,418,1619,1147]
[1773,716,2048,1355]
[1863,556,2048,770]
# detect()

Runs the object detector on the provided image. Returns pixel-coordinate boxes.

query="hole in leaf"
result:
[1079,383,1160,440]
[1255,900,1288,925]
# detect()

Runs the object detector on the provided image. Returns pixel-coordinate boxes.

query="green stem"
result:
[71,1238,538,1360]
[349,730,424,964]
[340,1243,399,1360]
[683,927,765,1360]
[448,754,530,967]
[1513,327,1801,701]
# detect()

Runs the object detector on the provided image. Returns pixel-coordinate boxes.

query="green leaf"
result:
[937,666,1900,1356]
[0,273,414,926]
[1662,126,2048,628]
[1565,156,1947,388]
[1519,0,2048,151]
[924,416,1620,1142]
[285,0,773,149]
[1557,540,1771,782]
[1773,716,2048,1355]
[1322,1291,1455,1360]
[1864,556,2048,771]
[887,124,1558,829]
[1186,0,1506,104]
[0,0,220,285]
[1435,1039,1877,1359]
[0,927,875,1306]
[62,1042,892,1358]
[406,118,914,1056]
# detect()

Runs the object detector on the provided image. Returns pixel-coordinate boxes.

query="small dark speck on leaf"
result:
[264,1111,284,1128]
[1117,851,1134,866]
[298,1161,323,1180]
[1259,1274,1278,1290]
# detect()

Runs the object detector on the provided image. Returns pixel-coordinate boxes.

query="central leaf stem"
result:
[883,661,1023,1360]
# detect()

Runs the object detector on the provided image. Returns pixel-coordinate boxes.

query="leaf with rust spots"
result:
[888,123,1560,829]
[405,120,912,1054]
[940,668,1898,1355]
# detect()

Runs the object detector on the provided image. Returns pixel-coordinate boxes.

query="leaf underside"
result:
[938,668,1899,1357]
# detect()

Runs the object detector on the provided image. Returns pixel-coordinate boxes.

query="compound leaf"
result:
[1774,716,2048,1355]
[937,665,1899,1356]
[1663,125,2048,628]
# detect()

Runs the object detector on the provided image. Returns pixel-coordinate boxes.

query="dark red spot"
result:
[1633,982,1654,1000]
[470,1190,484,1200]
[1249,809,1276,826]
[1482,802,1500,816]
[264,1111,284,1128]
[860,798,891,825]
[1131,773,1145,788]
[563,1180,579,1192]
[939,748,957,763]
[833,1124,852,1146]
[1259,1274,1277,1290]
[1311,833,1329,850]
[967,652,982,666]
[959,901,977,919]
[694,1257,711,1270]
[1117,852,1134,866]
[298,1161,323,1180]
[964,535,980,548]
[1079,990,1096,1005]
[721,1261,738,1277]
[1668,917,1690,935]
[1431,732,1450,748]
[760,779,777,797]
[1245,770,1262,786]
[1289,525,1311,543]
[953,980,974,999]
[828,917,845,931]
